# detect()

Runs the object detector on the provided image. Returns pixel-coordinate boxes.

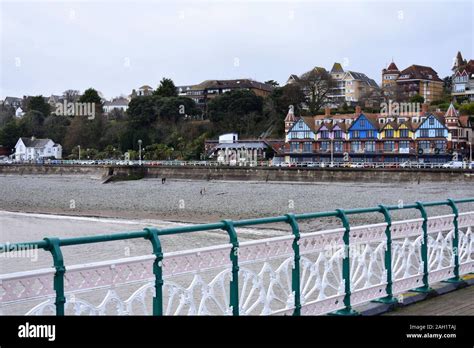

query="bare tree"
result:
[63,90,80,103]
[297,68,334,114]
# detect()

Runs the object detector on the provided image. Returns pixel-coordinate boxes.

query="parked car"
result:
[442,161,464,169]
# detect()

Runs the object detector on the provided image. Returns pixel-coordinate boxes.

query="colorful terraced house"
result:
[282,103,473,164]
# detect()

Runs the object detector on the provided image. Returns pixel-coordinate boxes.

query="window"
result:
[360,119,366,127]
[384,141,395,152]
[351,141,361,152]
[298,122,303,129]
[435,129,444,137]
[399,129,409,138]
[352,131,360,139]
[334,141,343,152]
[320,131,329,139]
[434,141,445,152]
[419,141,430,150]
[379,118,385,124]
[290,143,300,153]
[365,141,375,152]
[429,118,435,126]
[334,130,343,139]
[320,141,329,151]
[385,129,394,138]
[399,141,410,150]
[366,130,375,138]
[303,142,312,153]
[420,130,429,137]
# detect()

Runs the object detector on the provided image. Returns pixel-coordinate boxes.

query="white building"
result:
[14,137,62,161]
[15,107,25,118]
[103,98,129,113]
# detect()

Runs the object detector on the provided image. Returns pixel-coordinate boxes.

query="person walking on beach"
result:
[162,177,166,184]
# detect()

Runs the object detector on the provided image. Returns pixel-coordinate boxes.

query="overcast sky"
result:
[1,0,473,99]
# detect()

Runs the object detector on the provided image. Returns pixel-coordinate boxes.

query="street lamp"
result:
[330,138,334,167]
[138,139,142,165]
[469,142,472,163]
[77,145,81,160]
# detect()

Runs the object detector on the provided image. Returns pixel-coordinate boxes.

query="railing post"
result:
[444,199,462,283]
[330,209,358,316]
[221,220,239,316]
[413,202,433,293]
[43,237,66,316]
[285,213,301,316]
[373,205,398,304]
[144,227,163,316]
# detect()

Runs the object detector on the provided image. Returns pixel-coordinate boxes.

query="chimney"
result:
[421,103,429,114]
[325,107,331,116]
[355,105,362,115]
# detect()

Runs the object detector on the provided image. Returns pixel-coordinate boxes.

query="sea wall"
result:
[1,164,472,183]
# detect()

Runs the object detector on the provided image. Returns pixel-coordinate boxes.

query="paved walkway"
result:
[385,285,474,315]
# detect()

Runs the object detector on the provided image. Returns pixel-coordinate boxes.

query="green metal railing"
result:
[1,198,473,316]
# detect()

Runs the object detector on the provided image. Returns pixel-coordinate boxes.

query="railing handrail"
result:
[1,198,473,253]
[1,197,473,316]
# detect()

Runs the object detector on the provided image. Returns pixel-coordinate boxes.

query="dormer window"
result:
[379,118,385,124]
[413,117,419,123]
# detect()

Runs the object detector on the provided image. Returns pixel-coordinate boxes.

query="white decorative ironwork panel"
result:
[458,212,474,229]
[391,236,423,281]
[392,274,424,294]
[349,223,387,245]
[299,228,345,255]
[300,294,346,315]
[162,244,231,277]
[239,235,294,264]
[351,284,387,306]
[426,214,455,234]
[0,268,54,303]
[391,218,424,239]
[350,240,387,291]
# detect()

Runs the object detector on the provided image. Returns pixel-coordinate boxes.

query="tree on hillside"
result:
[297,68,334,114]
[208,90,264,136]
[63,89,80,102]
[25,95,51,120]
[410,94,425,104]
[154,78,178,97]
[264,80,280,87]
[127,96,158,128]
[79,88,103,114]
[0,120,22,149]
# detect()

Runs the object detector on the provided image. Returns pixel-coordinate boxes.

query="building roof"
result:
[104,98,129,106]
[19,137,55,148]
[212,142,269,150]
[386,61,399,72]
[330,62,344,73]
[457,59,474,75]
[284,107,296,123]
[398,65,443,82]
[4,97,22,103]
[445,103,459,118]
[191,79,273,92]
[346,71,379,88]
[139,85,153,90]
[301,116,319,133]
